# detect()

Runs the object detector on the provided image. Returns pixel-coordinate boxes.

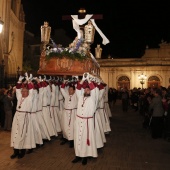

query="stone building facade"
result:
[97,42,170,90]
[0,0,25,74]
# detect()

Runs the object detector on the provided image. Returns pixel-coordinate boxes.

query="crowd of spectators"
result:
[108,86,170,140]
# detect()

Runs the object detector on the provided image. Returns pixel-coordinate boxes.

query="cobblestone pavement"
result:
[1,100,170,170]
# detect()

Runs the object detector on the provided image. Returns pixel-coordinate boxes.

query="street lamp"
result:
[0,18,4,88]
[0,18,4,33]
[138,73,147,89]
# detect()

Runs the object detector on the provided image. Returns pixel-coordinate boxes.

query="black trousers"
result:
[151,116,164,138]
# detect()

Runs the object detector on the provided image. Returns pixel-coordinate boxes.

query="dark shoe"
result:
[10,153,18,159]
[40,144,44,147]
[36,144,41,148]
[60,139,67,145]
[82,157,87,165]
[69,140,74,148]
[10,149,19,159]
[72,156,81,163]
[26,149,33,154]
[18,149,25,159]
[18,153,25,159]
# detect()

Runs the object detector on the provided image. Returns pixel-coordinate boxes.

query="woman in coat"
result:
[149,88,164,139]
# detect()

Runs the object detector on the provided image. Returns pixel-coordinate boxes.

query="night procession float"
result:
[37,9,110,80]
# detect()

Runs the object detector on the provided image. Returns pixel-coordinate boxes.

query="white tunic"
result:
[36,86,50,140]
[30,90,43,145]
[104,84,112,118]
[49,84,58,136]
[94,85,106,148]
[60,84,77,140]
[58,86,64,123]
[74,82,97,157]
[98,87,111,133]
[42,83,55,137]
[11,83,36,149]
[53,84,62,133]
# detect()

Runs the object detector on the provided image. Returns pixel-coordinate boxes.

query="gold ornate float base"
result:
[37,56,100,76]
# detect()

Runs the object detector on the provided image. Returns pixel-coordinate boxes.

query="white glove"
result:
[43,75,46,81]
[25,72,28,77]
[82,72,88,81]
[29,74,33,80]
[33,77,37,80]
[25,72,29,81]
[86,73,90,81]
[48,76,52,81]
[39,76,42,82]
[18,75,24,82]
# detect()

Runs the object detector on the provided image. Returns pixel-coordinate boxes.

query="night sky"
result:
[21,0,170,58]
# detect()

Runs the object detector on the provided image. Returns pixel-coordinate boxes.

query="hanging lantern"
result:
[40,21,51,44]
[84,20,95,44]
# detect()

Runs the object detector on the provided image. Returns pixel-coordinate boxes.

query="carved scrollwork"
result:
[57,57,73,71]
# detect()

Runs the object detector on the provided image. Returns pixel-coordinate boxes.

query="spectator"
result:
[3,89,15,131]
[121,88,129,112]
[108,88,113,111]
[112,88,117,105]
[0,88,5,129]
[148,88,164,139]
[12,86,17,119]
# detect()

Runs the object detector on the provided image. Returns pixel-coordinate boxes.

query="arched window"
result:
[148,76,160,88]
[148,76,160,81]
[118,76,130,81]
[117,76,130,90]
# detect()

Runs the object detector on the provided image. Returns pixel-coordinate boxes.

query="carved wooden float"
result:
[37,52,100,76]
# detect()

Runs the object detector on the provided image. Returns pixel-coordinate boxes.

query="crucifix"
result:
[62,8,102,38]
[62,8,109,57]
[62,8,109,49]
[62,8,103,20]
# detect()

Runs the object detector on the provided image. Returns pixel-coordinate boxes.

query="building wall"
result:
[98,43,170,89]
[0,0,25,74]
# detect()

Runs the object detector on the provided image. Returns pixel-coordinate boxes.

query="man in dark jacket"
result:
[3,89,15,131]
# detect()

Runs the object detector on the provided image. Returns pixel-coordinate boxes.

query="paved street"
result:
[1,100,170,170]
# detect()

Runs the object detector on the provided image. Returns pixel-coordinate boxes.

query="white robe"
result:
[49,84,58,136]
[36,86,50,140]
[74,83,97,157]
[104,85,112,118]
[60,85,77,140]
[98,88,111,133]
[58,86,64,124]
[53,84,62,133]
[42,85,55,137]
[30,90,43,145]
[94,85,106,148]
[11,83,36,149]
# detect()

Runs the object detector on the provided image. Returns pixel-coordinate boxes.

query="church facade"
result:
[97,42,170,90]
[0,0,25,74]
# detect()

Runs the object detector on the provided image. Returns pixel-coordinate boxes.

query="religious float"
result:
[37,11,110,78]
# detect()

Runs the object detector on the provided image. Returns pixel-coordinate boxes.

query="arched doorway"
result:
[117,76,130,90]
[148,76,160,88]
